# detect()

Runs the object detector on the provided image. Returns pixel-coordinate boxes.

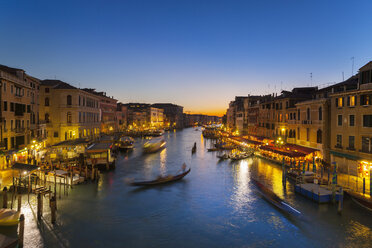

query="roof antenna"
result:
[310,72,312,86]
[342,71,344,81]
[351,57,355,75]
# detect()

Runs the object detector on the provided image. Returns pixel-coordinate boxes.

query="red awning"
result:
[283,144,318,154]
[260,145,307,158]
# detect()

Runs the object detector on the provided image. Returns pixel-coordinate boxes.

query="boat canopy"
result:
[12,163,40,177]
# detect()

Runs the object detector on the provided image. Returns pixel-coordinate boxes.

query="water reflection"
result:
[231,159,253,211]
[159,148,167,176]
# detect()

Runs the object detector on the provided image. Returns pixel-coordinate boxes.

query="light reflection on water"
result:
[13,128,372,248]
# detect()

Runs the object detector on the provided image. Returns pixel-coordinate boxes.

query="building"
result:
[0,65,36,151]
[151,103,184,129]
[40,80,101,145]
[116,103,128,132]
[124,103,164,128]
[183,114,221,127]
[82,89,118,134]
[329,63,372,175]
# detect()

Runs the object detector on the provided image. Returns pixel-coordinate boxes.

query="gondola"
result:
[130,168,191,186]
[251,178,303,218]
[347,191,372,212]
[0,209,20,226]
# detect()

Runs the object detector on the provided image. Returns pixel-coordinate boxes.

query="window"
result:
[317,129,322,144]
[361,136,371,153]
[3,101,7,111]
[318,107,322,121]
[363,115,372,127]
[3,82,6,92]
[79,112,81,123]
[54,132,59,137]
[349,115,355,127]
[45,97,49,106]
[337,115,342,126]
[11,85,13,94]
[3,120,6,132]
[27,105,31,113]
[306,128,310,141]
[360,70,372,84]
[67,112,72,123]
[348,136,355,150]
[10,120,13,130]
[45,88,49,93]
[336,134,342,148]
[45,113,50,123]
[10,102,14,112]
[360,95,371,105]
[307,108,310,120]
[67,95,72,105]
[297,127,300,139]
[347,96,356,106]
[297,109,301,120]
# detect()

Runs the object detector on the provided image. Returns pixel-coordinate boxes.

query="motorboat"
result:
[143,137,166,153]
[118,136,134,150]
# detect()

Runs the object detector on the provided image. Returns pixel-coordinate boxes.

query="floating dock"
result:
[295,183,341,203]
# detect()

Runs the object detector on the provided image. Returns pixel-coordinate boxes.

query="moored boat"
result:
[143,137,166,153]
[0,209,20,226]
[130,168,191,186]
[118,136,135,150]
[252,178,303,219]
[347,191,372,211]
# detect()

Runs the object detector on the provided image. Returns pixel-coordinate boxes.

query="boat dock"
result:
[295,183,341,203]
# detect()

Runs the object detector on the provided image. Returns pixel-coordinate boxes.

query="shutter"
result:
[335,98,338,107]
[347,96,350,106]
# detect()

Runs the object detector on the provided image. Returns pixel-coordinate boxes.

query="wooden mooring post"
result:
[50,196,56,224]
[17,195,22,212]
[2,188,7,208]
[19,214,25,247]
[37,193,43,220]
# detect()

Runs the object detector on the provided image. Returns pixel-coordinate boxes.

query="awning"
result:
[260,145,307,158]
[12,163,40,176]
[284,144,318,154]
[52,138,89,147]
[86,142,113,153]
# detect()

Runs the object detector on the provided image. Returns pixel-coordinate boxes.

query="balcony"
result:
[359,149,372,154]
[334,144,343,149]
[11,127,25,133]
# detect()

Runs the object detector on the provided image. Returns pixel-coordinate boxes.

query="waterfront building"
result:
[124,103,164,128]
[82,89,118,134]
[183,114,221,127]
[40,80,101,145]
[329,62,372,175]
[0,65,36,151]
[226,96,248,133]
[116,103,128,132]
[151,103,184,129]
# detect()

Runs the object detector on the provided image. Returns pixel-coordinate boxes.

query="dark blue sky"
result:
[1,0,371,115]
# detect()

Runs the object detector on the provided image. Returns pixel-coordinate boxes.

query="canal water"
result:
[23,128,372,247]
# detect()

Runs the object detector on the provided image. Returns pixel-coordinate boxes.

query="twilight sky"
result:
[1,0,372,116]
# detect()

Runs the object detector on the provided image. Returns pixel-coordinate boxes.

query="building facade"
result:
[151,103,184,129]
[40,80,101,145]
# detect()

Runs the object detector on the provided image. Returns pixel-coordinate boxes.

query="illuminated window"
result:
[67,112,72,123]
[350,96,355,106]
[337,97,343,107]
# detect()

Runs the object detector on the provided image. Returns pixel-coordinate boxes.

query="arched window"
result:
[67,112,72,123]
[297,109,301,120]
[317,129,322,144]
[293,130,296,139]
[45,113,50,123]
[45,97,49,106]
[67,95,72,105]
[318,107,322,121]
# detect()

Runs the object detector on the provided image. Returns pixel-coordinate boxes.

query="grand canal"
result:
[22,128,372,247]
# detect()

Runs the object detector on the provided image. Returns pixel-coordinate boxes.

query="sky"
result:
[1,0,372,116]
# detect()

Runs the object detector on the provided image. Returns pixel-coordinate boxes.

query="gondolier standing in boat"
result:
[182,163,187,172]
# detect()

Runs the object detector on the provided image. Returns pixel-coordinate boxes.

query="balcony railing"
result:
[11,127,25,133]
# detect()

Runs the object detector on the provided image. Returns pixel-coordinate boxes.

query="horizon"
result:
[1,0,372,117]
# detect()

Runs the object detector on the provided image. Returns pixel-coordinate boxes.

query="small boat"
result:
[191,142,197,154]
[118,136,135,150]
[252,178,303,218]
[208,148,221,152]
[347,191,372,211]
[286,170,315,183]
[130,168,191,186]
[229,152,253,161]
[0,209,20,226]
[217,153,229,160]
[143,137,166,153]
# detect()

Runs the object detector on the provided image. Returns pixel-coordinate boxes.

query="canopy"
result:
[86,143,113,153]
[260,145,306,158]
[52,138,89,147]
[12,163,40,177]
